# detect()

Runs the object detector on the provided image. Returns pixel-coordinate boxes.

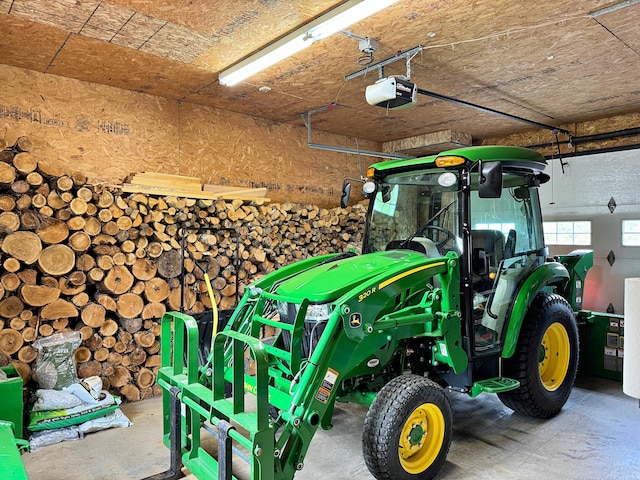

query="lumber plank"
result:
[121,184,270,202]
[128,178,203,191]
[127,172,202,182]
[202,185,267,197]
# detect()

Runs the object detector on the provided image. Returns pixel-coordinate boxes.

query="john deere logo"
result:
[349,313,362,328]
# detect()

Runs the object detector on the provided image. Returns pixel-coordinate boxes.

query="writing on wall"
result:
[0,103,131,136]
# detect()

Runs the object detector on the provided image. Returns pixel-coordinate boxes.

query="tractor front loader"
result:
[154,146,589,480]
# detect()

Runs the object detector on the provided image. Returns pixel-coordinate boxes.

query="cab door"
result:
[470,176,546,353]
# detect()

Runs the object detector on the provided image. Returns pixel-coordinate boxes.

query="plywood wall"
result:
[0,64,180,181]
[176,102,373,206]
[0,64,376,207]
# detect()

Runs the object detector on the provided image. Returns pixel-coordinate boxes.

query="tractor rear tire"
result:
[498,292,578,418]
[362,375,452,480]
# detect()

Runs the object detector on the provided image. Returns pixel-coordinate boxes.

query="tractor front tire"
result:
[498,292,578,418]
[362,375,452,480]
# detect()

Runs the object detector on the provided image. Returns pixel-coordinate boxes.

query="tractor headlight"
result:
[276,301,332,324]
[304,303,332,323]
[275,302,332,358]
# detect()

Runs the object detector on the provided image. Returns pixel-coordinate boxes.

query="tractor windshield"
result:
[363,170,461,256]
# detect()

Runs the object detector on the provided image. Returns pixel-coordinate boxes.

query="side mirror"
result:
[340,181,352,208]
[341,178,375,207]
[479,161,502,198]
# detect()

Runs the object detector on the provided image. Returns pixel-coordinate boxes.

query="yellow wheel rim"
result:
[398,403,445,474]
[538,322,570,391]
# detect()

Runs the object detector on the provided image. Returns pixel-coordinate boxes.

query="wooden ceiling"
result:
[2,0,640,145]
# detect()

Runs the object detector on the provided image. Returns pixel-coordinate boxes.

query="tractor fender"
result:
[501,261,570,358]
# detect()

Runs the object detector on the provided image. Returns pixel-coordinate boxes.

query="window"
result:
[543,221,591,245]
[622,220,640,246]
[372,184,398,217]
[474,222,516,237]
[365,173,460,254]
[471,174,546,256]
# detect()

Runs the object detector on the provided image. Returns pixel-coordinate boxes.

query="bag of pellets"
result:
[33,331,81,390]
[31,388,85,412]
[28,392,120,432]
[78,408,132,434]
[29,426,83,451]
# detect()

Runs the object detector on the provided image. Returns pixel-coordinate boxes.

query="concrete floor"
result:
[22,375,640,480]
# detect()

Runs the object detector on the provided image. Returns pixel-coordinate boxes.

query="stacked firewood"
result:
[0,136,366,401]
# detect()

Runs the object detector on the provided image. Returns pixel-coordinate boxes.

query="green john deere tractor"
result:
[154,145,591,480]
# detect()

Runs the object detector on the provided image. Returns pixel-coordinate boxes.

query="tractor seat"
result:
[386,237,440,258]
[471,229,505,271]
[412,237,440,257]
[471,229,505,292]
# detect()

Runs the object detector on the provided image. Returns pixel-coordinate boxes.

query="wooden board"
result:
[131,172,202,181]
[126,172,204,192]
[383,130,472,156]
[121,183,269,202]
[202,185,267,197]
[123,172,267,201]
[0,14,70,72]
[46,35,218,100]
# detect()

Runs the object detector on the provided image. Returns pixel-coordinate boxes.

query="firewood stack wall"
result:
[0,136,366,401]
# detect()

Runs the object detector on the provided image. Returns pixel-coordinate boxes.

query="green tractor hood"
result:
[275,250,433,303]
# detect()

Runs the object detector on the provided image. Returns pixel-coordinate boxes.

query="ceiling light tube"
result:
[218,0,399,86]
[588,0,640,18]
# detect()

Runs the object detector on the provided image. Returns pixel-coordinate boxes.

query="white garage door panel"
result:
[540,148,640,314]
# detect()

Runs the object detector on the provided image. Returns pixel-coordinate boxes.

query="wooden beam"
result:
[121,184,270,202]
[383,130,472,157]
[202,185,267,197]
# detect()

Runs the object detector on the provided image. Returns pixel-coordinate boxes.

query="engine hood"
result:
[275,250,438,303]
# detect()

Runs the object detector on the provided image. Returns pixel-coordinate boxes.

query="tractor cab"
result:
[359,146,549,356]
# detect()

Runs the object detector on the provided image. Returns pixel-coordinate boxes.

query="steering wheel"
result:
[418,225,457,251]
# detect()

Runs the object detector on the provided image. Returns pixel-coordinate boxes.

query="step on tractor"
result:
[154,145,591,480]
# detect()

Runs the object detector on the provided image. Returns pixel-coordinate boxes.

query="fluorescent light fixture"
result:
[588,0,640,17]
[218,0,400,86]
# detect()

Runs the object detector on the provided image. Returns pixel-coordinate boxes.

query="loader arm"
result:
[156,252,465,480]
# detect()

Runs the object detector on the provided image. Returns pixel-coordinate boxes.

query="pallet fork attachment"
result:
[141,386,184,480]
[155,311,277,480]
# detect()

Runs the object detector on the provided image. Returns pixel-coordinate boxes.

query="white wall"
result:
[539,148,640,313]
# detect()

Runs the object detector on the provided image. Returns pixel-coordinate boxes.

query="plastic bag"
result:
[28,392,119,432]
[29,426,83,451]
[64,376,103,404]
[33,331,81,390]
[78,408,132,434]
[31,389,84,412]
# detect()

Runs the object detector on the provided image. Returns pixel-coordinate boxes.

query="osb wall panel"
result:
[0,64,180,182]
[1,64,373,207]
[177,102,376,206]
